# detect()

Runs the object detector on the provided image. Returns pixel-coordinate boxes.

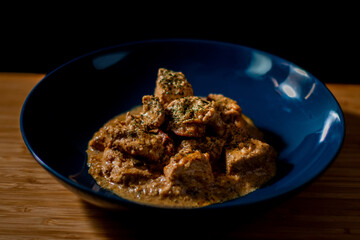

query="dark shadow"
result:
[81,195,293,240]
[260,128,287,154]
[341,111,358,148]
[265,159,294,187]
[260,128,294,186]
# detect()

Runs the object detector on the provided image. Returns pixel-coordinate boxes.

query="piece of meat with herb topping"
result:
[205,94,263,141]
[206,94,242,137]
[106,113,174,164]
[154,68,194,108]
[207,94,242,121]
[111,127,174,165]
[177,136,226,168]
[166,96,216,137]
[140,95,165,129]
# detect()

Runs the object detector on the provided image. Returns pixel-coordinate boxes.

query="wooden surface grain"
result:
[0,73,359,239]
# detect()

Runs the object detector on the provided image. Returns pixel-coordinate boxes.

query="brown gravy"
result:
[87,68,276,208]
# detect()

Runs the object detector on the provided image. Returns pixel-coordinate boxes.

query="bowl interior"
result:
[20,39,345,209]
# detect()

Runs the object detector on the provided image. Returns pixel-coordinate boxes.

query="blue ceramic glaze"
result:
[20,39,345,209]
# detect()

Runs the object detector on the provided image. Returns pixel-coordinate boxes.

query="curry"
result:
[87,68,276,208]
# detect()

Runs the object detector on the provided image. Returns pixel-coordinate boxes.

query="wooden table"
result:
[0,73,359,239]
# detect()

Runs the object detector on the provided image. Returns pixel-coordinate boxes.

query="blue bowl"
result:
[20,39,345,210]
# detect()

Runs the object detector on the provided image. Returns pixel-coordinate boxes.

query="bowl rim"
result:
[19,38,346,209]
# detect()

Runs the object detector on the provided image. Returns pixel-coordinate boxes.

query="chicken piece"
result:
[178,136,226,165]
[164,150,214,190]
[240,114,264,141]
[89,128,110,151]
[204,94,263,141]
[105,113,142,138]
[207,94,242,122]
[171,123,208,138]
[140,95,165,129]
[206,112,248,140]
[205,94,243,137]
[111,128,174,164]
[166,97,215,124]
[166,96,215,137]
[109,162,153,186]
[106,113,174,164]
[154,68,194,107]
[101,148,153,185]
[224,116,265,147]
[225,138,276,178]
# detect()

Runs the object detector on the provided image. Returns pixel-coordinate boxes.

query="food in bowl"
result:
[87,68,277,207]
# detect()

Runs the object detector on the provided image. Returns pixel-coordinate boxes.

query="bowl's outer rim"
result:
[19,38,346,210]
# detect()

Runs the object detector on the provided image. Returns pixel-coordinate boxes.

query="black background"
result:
[1,8,357,84]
